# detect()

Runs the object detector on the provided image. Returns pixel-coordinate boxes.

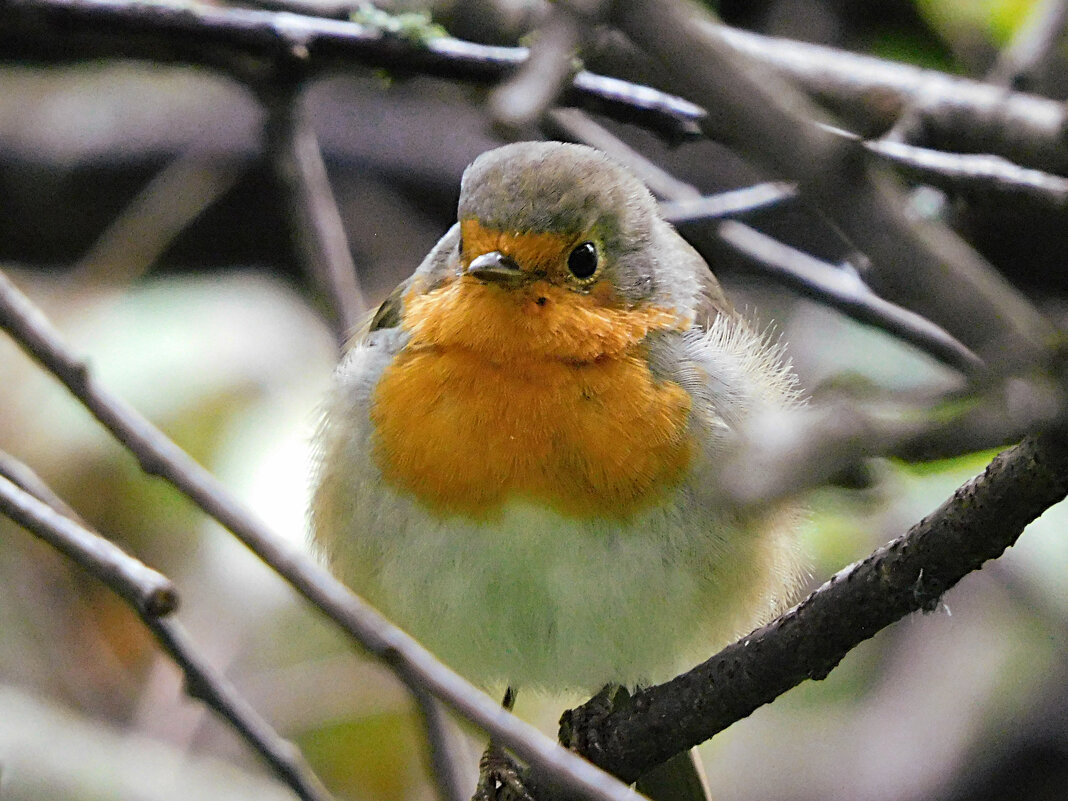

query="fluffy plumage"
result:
[311,141,802,692]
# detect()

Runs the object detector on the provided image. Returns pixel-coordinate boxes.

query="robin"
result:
[311,141,803,796]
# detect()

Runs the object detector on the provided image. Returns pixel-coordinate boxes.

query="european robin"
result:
[311,141,802,699]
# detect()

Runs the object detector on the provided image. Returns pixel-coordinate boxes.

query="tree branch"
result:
[0,272,634,801]
[608,0,1054,367]
[704,23,1068,174]
[560,432,1068,783]
[0,455,335,801]
[262,81,368,342]
[0,460,177,618]
[545,109,984,377]
[0,0,703,143]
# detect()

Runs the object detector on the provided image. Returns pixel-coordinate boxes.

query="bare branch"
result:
[704,24,1068,174]
[0,455,336,801]
[608,0,1054,368]
[561,432,1068,783]
[715,222,984,375]
[263,83,367,342]
[863,138,1068,212]
[147,617,336,801]
[0,0,702,142]
[545,109,984,376]
[0,464,177,618]
[0,271,636,801]
[658,183,798,224]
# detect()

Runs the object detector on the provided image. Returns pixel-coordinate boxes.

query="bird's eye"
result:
[567,242,598,280]
[457,235,464,256]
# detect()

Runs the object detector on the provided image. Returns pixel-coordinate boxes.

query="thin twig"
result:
[71,145,245,288]
[560,432,1068,783]
[0,468,177,617]
[863,138,1068,212]
[147,617,336,801]
[658,183,798,224]
[263,83,367,342]
[0,273,635,801]
[0,456,335,801]
[703,23,1068,174]
[715,221,984,375]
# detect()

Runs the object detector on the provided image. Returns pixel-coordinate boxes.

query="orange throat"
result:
[369,277,695,520]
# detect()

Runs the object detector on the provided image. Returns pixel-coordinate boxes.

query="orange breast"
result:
[369,278,694,520]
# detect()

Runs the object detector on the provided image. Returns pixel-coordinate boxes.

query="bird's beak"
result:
[467,251,526,285]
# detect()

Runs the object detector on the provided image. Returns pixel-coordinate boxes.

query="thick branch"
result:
[0,0,702,142]
[707,24,1068,174]
[561,432,1068,782]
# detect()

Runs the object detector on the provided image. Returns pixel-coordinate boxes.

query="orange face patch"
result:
[460,218,577,280]
[370,226,694,521]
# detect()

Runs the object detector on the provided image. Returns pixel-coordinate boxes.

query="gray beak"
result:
[467,251,525,285]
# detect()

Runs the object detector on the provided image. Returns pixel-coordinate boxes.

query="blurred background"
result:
[1,1,1068,799]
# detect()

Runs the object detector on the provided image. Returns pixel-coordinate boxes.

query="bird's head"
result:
[401,142,703,363]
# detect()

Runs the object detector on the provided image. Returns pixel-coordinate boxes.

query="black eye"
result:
[567,241,598,280]
[458,235,464,255]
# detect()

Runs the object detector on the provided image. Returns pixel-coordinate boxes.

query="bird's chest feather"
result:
[369,345,694,520]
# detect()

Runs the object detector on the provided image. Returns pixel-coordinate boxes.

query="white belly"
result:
[325,481,794,693]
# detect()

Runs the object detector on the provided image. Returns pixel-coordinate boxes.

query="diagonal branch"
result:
[608,0,1054,367]
[0,456,334,801]
[0,460,177,617]
[545,109,983,376]
[560,432,1068,783]
[705,23,1068,174]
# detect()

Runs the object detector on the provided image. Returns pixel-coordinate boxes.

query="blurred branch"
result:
[545,109,984,377]
[490,2,585,135]
[988,0,1068,90]
[863,138,1068,212]
[608,0,1055,368]
[0,271,635,801]
[263,82,367,342]
[412,688,475,801]
[71,145,245,288]
[703,23,1068,174]
[715,373,1066,507]
[0,455,336,801]
[560,432,1068,783]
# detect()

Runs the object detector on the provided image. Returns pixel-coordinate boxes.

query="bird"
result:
[310,140,804,798]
